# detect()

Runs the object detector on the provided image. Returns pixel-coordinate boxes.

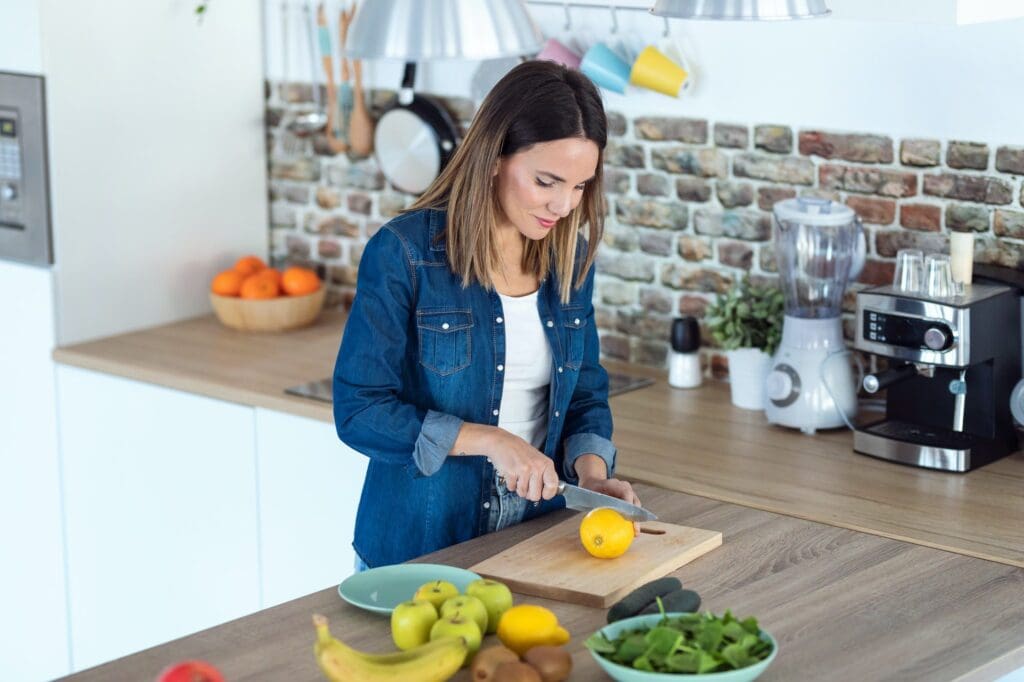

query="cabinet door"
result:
[57,366,260,671]
[0,262,69,681]
[255,408,368,607]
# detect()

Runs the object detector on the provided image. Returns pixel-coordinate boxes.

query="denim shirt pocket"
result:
[561,305,586,370]
[416,308,473,376]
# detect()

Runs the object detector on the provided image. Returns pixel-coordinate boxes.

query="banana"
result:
[312,614,468,682]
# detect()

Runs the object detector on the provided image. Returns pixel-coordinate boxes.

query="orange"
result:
[234,255,267,277]
[496,605,570,656]
[210,269,244,297]
[239,273,280,299]
[255,267,282,287]
[579,508,634,559]
[281,266,321,296]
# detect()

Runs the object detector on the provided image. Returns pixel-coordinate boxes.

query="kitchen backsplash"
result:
[266,81,1024,376]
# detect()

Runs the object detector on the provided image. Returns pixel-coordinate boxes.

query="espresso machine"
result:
[853,266,1022,472]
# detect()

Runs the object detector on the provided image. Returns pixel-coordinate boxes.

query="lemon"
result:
[496,605,571,656]
[579,507,634,559]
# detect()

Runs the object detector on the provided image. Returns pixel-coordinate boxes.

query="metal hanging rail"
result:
[524,1,671,35]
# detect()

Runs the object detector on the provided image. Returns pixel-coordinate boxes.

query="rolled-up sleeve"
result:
[333,225,463,476]
[562,432,616,482]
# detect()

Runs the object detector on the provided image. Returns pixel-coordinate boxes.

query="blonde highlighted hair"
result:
[409,61,607,303]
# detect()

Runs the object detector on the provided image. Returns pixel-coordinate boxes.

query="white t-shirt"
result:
[496,290,552,450]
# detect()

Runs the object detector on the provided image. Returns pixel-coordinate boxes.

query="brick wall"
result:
[266,82,1024,375]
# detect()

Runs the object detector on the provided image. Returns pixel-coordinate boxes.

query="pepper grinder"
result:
[669,316,702,389]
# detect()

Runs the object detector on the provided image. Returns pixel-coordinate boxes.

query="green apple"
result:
[430,611,483,657]
[413,580,459,611]
[440,595,488,636]
[466,579,514,634]
[390,599,439,651]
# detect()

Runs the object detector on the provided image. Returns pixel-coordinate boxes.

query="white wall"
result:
[0,0,43,74]
[264,0,1024,144]
[40,0,270,345]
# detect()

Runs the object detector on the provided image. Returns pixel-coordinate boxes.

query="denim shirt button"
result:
[492,409,499,416]
[546,320,554,328]
[557,366,563,373]
[496,316,503,324]
[483,501,491,509]
[497,364,504,371]
[574,318,580,325]
[555,410,560,417]
[442,322,450,330]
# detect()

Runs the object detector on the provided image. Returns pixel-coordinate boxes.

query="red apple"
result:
[157,660,224,682]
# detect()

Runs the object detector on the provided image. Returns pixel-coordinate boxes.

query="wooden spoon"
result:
[347,1,375,157]
[336,3,357,147]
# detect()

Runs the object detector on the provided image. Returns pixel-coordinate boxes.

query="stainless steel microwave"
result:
[0,71,52,266]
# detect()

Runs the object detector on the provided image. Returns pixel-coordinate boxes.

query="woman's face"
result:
[494,137,600,242]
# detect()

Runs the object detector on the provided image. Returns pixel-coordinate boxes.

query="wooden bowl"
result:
[210,287,326,332]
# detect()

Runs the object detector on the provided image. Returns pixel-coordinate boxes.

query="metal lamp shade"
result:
[344,0,544,60]
[651,0,831,21]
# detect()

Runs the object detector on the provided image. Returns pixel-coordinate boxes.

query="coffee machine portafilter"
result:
[853,274,1021,472]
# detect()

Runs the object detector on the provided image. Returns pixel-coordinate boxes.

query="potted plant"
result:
[704,277,784,410]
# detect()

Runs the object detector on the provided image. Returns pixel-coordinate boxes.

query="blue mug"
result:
[580,42,631,94]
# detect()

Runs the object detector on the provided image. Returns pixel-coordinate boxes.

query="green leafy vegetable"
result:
[585,606,773,675]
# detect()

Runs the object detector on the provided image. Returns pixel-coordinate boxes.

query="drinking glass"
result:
[893,249,924,293]
[926,253,954,298]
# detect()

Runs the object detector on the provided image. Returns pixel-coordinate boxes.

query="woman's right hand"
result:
[487,429,560,502]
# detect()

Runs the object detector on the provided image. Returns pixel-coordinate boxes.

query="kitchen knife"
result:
[558,481,657,522]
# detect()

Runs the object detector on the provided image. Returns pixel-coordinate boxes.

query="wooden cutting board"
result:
[469,517,722,608]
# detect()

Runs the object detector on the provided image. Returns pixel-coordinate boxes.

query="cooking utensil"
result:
[347,7,375,158]
[316,3,347,154]
[287,1,328,137]
[337,3,357,146]
[470,516,722,607]
[373,62,458,194]
[558,482,657,522]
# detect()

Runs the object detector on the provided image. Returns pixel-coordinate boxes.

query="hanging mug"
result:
[630,44,690,97]
[580,42,631,94]
[536,37,582,70]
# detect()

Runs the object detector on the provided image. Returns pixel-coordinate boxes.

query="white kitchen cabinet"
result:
[0,262,69,682]
[255,408,367,607]
[56,366,261,671]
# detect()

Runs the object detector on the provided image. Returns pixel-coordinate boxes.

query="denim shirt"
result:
[333,208,615,568]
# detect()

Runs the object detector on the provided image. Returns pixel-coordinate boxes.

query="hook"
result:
[563,2,572,31]
[610,4,618,34]
[662,15,670,38]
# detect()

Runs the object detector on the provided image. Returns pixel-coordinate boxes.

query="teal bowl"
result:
[588,613,778,682]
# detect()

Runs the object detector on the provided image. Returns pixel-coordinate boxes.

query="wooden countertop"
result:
[53,311,1024,567]
[59,484,1024,682]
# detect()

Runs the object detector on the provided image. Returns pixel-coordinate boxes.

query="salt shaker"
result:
[668,316,702,389]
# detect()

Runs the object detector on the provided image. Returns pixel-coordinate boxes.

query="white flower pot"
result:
[726,348,772,411]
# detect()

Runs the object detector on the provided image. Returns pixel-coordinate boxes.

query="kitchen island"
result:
[53,310,1024,568]
[60,482,1024,681]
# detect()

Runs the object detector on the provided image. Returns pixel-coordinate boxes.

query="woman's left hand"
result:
[577,475,641,509]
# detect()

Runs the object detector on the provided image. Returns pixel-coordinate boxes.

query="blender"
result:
[765,197,865,433]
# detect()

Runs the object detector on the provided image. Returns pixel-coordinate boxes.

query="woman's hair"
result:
[409,60,607,303]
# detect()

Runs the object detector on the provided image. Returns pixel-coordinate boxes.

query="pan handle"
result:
[399,62,416,106]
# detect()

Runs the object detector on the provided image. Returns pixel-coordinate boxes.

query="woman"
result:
[333,60,640,571]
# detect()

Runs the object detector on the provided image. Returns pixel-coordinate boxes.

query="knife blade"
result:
[557,481,657,522]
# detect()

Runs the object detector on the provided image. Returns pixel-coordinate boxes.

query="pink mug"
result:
[536,38,581,70]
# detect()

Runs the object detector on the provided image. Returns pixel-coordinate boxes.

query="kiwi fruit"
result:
[492,661,542,682]
[639,588,701,615]
[471,645,521,681]
[607,577,682,623]
[523,646,572,682]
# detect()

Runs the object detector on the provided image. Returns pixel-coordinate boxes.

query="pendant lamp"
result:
[344,0,544,60]
[650,0,831,21]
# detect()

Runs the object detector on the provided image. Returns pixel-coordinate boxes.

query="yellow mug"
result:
[629,45,689,97]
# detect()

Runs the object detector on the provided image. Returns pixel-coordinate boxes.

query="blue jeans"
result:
[351,471,528,574]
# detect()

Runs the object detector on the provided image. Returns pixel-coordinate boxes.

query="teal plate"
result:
[589,613,778,682]
[337,564,482,615]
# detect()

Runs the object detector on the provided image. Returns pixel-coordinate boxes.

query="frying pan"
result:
[374,62,460,194]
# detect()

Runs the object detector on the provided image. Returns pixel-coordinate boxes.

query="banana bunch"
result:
[312,614,468,682]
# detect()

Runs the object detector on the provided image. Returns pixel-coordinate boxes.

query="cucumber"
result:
[639,588,701,615]
[607,577,682,623]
